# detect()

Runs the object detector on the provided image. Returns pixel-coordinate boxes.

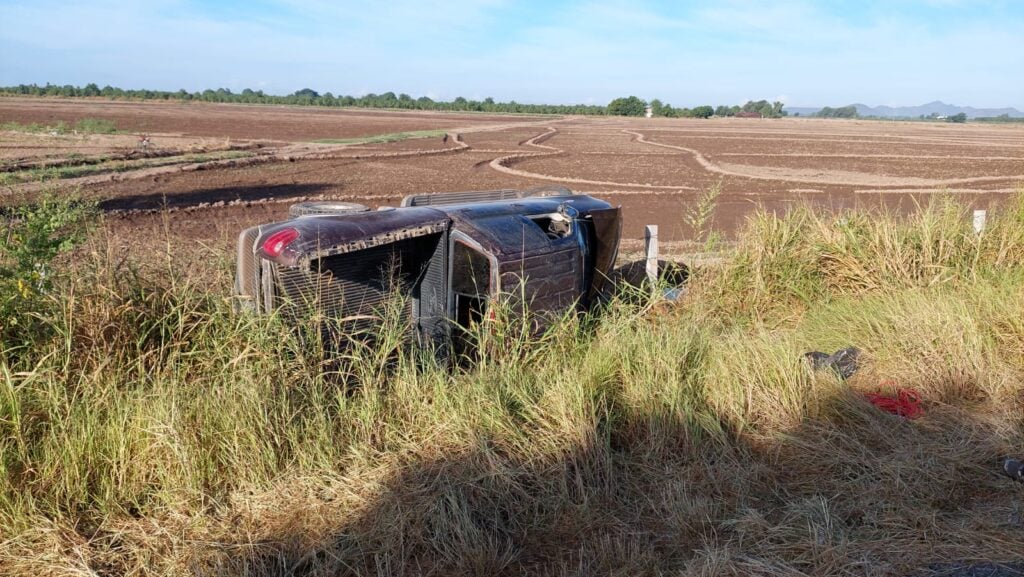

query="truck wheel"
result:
[288,201,369,218]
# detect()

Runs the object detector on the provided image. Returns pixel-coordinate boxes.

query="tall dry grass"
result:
[2,194,1024,576]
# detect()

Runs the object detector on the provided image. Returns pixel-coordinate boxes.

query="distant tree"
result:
[742,99,768,114]
[691,105,714,119]
[293,88,319,98]
[736,99,787,118]
[833,105,858,118]
[948,112,967,123]
[816,105,858,119]
[607,96,647,116]
[714,105,734,117]
[649,98,665,116]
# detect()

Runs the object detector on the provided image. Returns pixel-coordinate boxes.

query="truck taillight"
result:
[260,228,300,262]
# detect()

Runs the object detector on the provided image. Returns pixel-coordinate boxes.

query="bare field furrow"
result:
[1,103,1021,243]
[718,153,1024,160]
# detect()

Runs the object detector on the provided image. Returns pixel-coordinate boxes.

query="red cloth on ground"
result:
[863,387,924,419]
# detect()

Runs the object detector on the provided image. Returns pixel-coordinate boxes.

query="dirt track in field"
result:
[3,98,1023,247]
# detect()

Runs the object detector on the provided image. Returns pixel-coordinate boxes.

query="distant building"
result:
[644,105,653,118]
[735,111,762,118]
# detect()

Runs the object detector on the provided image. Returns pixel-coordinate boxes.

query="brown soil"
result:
[714,159,1023,185]
[668,136,1024,160]
[546,129,665,154]
[0,130,240,163]
[341,137,459,153]
[0,97,549,140]
[5,102,1023,247]
[514,152,709,187]
[459,126,554,149]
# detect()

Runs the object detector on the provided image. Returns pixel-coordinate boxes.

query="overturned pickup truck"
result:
[235,187,621,352]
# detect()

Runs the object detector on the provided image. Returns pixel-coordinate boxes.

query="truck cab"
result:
[235,187,621,353]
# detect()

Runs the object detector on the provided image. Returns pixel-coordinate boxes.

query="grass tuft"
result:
[1,117,118,135]
[313,129,449,145]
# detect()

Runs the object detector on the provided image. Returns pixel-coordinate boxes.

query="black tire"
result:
[288,201,369,218]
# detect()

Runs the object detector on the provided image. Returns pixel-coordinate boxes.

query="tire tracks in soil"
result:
[6,117,558,198]
[625,129,1024,191]
[487,127,696,191]
[21,119,1020,215]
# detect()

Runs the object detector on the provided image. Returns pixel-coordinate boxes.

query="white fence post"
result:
[645,225,659,287]
[973,209,987,233]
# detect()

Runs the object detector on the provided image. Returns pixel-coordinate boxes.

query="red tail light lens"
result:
[261,227,300,258]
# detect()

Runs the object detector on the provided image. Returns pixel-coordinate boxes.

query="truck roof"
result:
[257,194,613,262]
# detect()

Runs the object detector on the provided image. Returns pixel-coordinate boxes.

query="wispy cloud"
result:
[0,0,1020,107]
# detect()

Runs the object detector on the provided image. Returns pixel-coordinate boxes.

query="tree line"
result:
[608,96,787,118]
[815,106,974,123]
[0,84,606,115]
[975,114,1024,123]
[0,83,788,119]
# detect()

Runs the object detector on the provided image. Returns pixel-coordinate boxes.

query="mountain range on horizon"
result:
[786,100,1023,119]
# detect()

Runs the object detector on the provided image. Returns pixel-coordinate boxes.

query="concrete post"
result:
[973,209,987,233]
[645,225,659,287]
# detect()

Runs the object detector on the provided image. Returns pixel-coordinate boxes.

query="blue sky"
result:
[1,0,1021,108]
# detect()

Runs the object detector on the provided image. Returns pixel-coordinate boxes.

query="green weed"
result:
[684,178,722,244]
[0,150,254,184]
[1,118,117,135]
[0,192,96,350]
[313,129,448,145]
[73,118,117,134]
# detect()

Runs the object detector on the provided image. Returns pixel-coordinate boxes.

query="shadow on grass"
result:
[98,183,335,211]
[200,381,1024,576]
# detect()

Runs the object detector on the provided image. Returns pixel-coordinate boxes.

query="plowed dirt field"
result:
[3,98,1023,255]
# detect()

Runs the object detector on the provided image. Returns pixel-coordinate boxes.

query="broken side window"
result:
[451,240,491,330]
